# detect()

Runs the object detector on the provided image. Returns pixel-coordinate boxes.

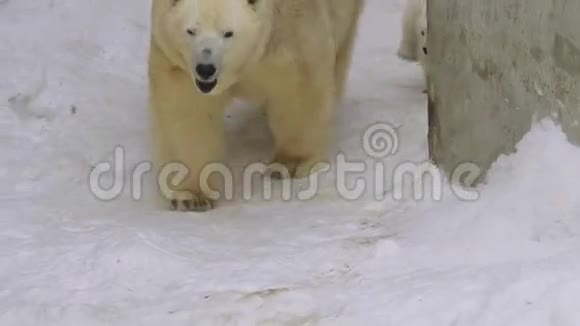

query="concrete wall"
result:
[427,0,580,183]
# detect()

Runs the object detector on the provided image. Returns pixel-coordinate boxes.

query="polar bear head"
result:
[153,0,273,95]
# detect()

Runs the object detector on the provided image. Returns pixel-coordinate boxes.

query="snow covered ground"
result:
[1,0,580,325]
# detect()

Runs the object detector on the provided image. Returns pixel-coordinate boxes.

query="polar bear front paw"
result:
[267,152,326,180]
[165,191,215,212]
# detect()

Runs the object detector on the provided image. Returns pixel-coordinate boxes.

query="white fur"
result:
[415,0,428,85]
[398,0,429,91]
[148,0,365,211]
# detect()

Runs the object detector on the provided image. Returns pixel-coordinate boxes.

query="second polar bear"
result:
[148,0,366,211]
[397,0,428,89]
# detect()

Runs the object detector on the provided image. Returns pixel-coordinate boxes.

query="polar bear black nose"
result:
[195,64,216,80]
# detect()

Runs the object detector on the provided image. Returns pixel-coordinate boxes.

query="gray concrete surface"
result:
[427,0,580,183]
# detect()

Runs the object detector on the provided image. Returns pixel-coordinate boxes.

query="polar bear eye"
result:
[248,0,258,5]
[224,31,234,38]
[186,28,197,36]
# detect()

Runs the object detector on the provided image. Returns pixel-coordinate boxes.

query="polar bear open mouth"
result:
[195,79,218,94]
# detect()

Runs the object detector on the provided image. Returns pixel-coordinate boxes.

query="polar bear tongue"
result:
[195,79,218,94]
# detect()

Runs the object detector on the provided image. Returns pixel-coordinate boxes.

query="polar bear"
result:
[397,0,428,91]
[415,0,429,90]
[148,0,366,211]
[397,0,426,62]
